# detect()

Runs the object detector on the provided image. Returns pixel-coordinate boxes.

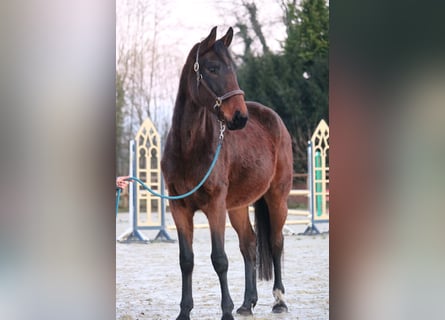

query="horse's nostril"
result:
[228,110,248,130]
[236,114,248,127]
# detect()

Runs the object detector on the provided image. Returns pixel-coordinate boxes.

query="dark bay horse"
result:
[161,26,293,320]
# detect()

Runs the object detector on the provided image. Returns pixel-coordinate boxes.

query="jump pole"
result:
[300,140,321,235]
[152,177,173,241]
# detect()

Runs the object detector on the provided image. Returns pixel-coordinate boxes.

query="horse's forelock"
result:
[210,40,236,69]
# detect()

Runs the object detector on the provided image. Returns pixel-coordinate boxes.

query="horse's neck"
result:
[171,99,217,156]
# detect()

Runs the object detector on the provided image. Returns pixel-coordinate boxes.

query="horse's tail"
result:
[254,196,273,281]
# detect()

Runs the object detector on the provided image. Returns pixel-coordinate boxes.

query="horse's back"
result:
[246,101,291,144]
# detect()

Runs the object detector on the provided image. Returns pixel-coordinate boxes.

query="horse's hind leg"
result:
[171,205,195,320]
[228,207,257,315]
[264,192,289,313]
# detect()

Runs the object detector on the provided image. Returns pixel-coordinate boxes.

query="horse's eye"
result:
[208,66,219,74]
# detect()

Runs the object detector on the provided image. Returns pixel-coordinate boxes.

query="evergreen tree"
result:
[288,0,329,172]
[237,0,329,173]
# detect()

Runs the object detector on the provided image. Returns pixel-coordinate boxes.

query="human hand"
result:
[116,176,130,190]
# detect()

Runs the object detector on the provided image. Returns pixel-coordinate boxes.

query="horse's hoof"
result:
[221,313,234,320]
[272,302,288,313]
[176,314,190,320]
[236,305,253,316]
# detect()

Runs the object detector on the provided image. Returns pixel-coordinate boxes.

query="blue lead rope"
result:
[115,141,223,217]
[116,188,121,217]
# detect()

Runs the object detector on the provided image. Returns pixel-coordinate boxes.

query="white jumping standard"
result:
[300,119,329,234]
[117,118,173,243]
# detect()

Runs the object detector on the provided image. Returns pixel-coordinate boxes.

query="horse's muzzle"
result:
[227,110,248,130]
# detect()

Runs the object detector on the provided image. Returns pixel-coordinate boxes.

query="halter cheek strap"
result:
[193,43,245,114]
[194,46,202,87]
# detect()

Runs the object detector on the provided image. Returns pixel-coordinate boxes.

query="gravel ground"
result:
[116,212,329,320]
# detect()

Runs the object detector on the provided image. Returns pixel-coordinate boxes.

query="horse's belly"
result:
[226,169,272,209]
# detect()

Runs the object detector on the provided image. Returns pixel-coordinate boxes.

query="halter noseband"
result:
[193,43,245,114]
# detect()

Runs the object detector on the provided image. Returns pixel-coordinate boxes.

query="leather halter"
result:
[193,43,245,113]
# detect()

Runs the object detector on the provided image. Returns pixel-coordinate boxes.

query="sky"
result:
[163,0,286,56]
[117,0,286,58]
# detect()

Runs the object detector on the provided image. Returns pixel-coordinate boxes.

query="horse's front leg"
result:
[228,207,257,315]
[171,204,195,320]
[205,205,234,320]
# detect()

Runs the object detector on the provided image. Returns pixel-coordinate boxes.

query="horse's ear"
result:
[221,27,233,47]
[200,26,218,52]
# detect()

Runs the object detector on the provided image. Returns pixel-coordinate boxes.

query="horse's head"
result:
[188,26,248,130]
